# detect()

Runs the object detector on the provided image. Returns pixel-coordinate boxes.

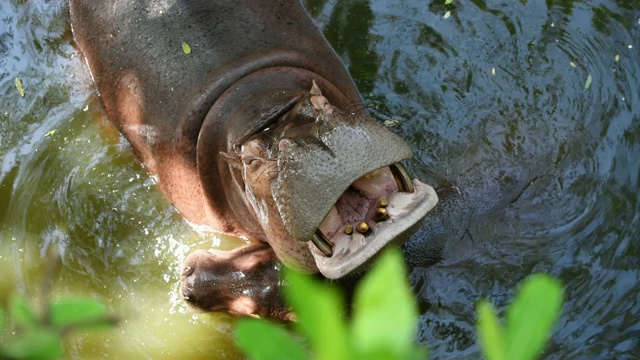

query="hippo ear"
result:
[220,151,242,169]
[309,80,334,115]
[310,80,322,96]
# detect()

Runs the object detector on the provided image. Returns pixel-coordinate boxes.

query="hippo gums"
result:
[69,0,438,318]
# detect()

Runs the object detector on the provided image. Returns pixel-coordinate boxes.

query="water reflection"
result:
[0,0,638,359]
[359,1,639,358]
[1,1,243,358]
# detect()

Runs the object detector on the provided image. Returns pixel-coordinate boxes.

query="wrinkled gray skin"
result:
[69,0,437,319]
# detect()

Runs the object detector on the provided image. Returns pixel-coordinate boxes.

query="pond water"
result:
[1,0,638,359]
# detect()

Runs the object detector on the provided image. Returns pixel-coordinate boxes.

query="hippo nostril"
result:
[181,288,194,302]
[182,265,194,277]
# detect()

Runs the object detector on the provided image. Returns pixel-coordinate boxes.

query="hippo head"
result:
[223,82,438,279]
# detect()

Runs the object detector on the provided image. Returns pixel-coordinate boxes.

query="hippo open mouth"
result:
[264,83,438,279]
[309,163,437,278]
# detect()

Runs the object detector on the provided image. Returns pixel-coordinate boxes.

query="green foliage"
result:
[285,269,352,360]
[350,250,426,360]
[235,318,308,360]
[2,328,63,360]
[9,296,40,329]
[234,251,565,360]
[0,307,6,332]
[0,295,116,360]
[477,302,507,360]
[48,297,111,330]
[234,249,425,360]
[476,274,564,360]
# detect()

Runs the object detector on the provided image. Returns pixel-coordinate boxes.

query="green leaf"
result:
[15,77,25,97]
[0,306,6,331]
[584,74,592,90]
[284,269,351,360]
[48,297,112,330]
[504,274,564,360]
[9,295,41,328]
[445,0,454,4]
[235,318,308,360]
[182,41,191,54]
[351,249,422,359]
[476,300,506,360]
[2,328,63,360]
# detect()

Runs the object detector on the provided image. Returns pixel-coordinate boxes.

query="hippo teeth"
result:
[390,162,415,193]
[311,163,412,254]
[309,163,439,279]
[311,230,333,257]
[309,162,419,257]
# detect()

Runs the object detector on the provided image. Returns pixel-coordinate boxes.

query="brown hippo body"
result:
[70,0,437,318]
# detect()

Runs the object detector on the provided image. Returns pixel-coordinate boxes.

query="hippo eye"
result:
[242,156,262,170]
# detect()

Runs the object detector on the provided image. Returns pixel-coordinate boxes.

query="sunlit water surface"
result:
[1,0,638,359]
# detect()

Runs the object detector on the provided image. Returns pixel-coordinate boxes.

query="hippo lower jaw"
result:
[309,163,438,279]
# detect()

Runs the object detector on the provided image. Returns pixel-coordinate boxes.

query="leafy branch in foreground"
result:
[0,295,117,360]
[234,249,565,360]
[235,249,426,360]
[477,274,564,360]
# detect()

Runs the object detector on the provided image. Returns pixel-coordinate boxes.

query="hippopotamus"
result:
[69,0,438,318]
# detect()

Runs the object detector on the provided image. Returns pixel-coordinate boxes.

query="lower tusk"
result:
[390,162,415,193]
[312,230,333,257]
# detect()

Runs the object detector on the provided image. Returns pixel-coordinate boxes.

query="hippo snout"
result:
[179,244,293,320]
[179,250,223,308]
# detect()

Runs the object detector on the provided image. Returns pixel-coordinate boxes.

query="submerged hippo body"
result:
[69,0,438,317]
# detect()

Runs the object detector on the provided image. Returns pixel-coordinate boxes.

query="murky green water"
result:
[1,0,638,359]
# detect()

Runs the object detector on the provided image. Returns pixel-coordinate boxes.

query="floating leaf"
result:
[477,301,506,360]
[491,68,496,75]
[48,297,112,330]
[505,274,564,360]
[284,269,351,360]
[15,77,25,97]
[182,41,191,54]
[569,61,576,68]
[444,11,451,19]
[9,295,40,328]
[445,0,454,4]
[235,318,308,360]
[615,54,620,62]
[2,328,63,360]
[384,119,400,127]
[45,130,56,137]
[584,74,592,90]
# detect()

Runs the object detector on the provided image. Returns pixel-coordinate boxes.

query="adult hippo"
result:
[69,0,438,318]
